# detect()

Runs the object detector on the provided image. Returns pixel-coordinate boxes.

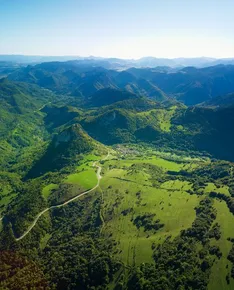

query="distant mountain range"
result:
[1,54,234,69]
[2,56,234,290]
[1,59,234,163]
[6,60,234,105]
[2,75,234,162]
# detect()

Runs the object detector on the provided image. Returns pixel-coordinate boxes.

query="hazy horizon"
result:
[1,0,234,59]
[0,54,234,61]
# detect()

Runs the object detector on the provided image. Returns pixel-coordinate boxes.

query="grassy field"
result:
[64,169,97,190]
[204,183,230,196]
[105,156,184,172]
[39,152,109,206]
[42,183,59,199]
[98,146,234,290]
[208,200,234,290]
[157,106,177,132]
[63,153,101,190]
[136,106,177,132]
[100,153,202,266]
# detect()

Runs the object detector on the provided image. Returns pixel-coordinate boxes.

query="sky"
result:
[0,0,234,59]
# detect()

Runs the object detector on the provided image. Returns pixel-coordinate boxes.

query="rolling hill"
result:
[1,64,234,290]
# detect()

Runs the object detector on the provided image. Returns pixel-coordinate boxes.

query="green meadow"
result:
[208,200,234,290]
[63,153,101,189]
[93,146,234,290]
[64,169,97,189]
[42,183,59,199]
[100,151,202,265]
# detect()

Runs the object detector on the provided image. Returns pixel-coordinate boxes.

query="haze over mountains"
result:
[1,57,234,162]
[1,54,234,69]
[3,58,234,106]
[2,0,234,286]
[1,56,234,289]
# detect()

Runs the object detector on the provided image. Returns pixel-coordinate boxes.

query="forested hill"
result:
[8,61,234,105]
[1,74,234,167]
[1,61,234,289]
[0,78,56,173]
[204,92,234,108]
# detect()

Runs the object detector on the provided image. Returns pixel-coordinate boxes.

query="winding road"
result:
[14,151,110,241]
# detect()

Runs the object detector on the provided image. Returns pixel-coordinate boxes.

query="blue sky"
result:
[0,0,234,58]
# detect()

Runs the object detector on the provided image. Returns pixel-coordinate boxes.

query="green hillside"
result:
[0,78,57,172]
[26,124,97,178]
[1,66,234,290]
[85,88,139,107]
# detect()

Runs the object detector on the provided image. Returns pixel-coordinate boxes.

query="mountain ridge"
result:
[7,61,234,105]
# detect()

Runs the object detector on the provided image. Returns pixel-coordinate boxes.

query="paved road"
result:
[15,152,109,241]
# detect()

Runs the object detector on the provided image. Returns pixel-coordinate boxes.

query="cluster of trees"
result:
[3,179,47,238]
[128,198,220,290]
[43,237,121,290]
[193,161,231,182]
[48,183,76,206]
[171,160,231,183]
[0,194,123,289]
[209,192,234,215]
[0,251,49,290]
[133,214,164,232]
[228,245,234,278]
[41,196,121,289]
[183,198,217,243]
